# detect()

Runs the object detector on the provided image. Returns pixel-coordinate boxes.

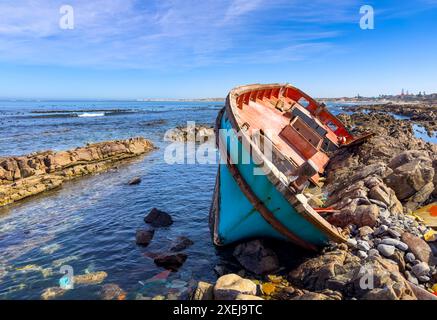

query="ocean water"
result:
[0,101,227,300]
[0,100,433,299]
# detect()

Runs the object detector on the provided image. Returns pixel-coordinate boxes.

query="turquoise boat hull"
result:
[210,110,332,249]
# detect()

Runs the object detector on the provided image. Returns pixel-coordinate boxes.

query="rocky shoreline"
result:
[342,103,437,136]
[0,137,155,207]
[192,110,437,301]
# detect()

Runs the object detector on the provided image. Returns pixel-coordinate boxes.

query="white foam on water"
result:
[77,112,105,118]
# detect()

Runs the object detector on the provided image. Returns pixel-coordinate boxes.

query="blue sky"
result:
[0,0,436,99]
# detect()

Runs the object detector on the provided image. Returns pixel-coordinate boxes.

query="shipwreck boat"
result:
[210,83,372,250]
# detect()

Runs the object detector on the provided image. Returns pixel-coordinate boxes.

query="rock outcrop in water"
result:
[0,137,155,207]
[164,124,214,143]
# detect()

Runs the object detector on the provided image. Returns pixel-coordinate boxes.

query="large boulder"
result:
[233,240,279,275]
[385,151,434,208]
[213,274,257,300]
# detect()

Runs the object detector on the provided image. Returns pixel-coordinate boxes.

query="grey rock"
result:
[387,229,401,239]
[374,225,388,236]
[405,253,416,263]
[357,250,368,259]
[368,249,380,257]
[377,244,396,257]
[357,240,371,251]
[405,271,419,285]
[347,239,358,247]
[418,275,431,283]
[412,262,430,277]
[380,238,408,251]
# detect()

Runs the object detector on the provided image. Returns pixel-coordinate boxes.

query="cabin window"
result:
[298,97,310,108]
[326,121,338,132]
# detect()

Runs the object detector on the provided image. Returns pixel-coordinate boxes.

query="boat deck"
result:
[233,95,330,182]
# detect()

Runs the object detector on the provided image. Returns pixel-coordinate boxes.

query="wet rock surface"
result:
[154,253,188,271]
[74,271,108,285]
[170,236,194,252]
[135,229,155,246]
[0,137,155,207]
[100,283,127,300]
[144,208,174,228]
[128,176,142,185]
[164,124,214,143]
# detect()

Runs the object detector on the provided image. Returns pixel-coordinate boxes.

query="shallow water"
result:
[0,101,225,299]
[0,100,434,299]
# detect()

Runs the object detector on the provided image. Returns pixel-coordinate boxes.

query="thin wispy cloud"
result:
[0,0,435,71]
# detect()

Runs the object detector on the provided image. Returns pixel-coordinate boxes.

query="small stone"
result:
[377,244,396,257]
[368,249,380,257]
[347,239,358,247]
[417,275,431,283]
[412,262,430,277]
[135,229,154,246]
[374,225,388,236]
[387,229,401,239]
[380,238,409,251]
[128,177,142,185]
[405,252,416,263]
[357,240,371,251]
[405,271,419,285]
[358,226,374,238]
[357,250,368,259]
